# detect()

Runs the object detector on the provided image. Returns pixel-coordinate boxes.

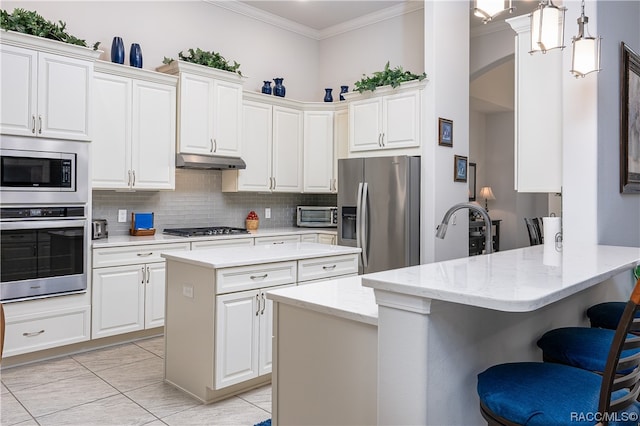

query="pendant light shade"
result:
[570,1,601,77]
[473,0,514,24]
[530,0,566,54]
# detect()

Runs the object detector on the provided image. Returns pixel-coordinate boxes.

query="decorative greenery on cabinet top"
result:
[163,48,242,76]
[354,62,427,94]
[0,8,99,50]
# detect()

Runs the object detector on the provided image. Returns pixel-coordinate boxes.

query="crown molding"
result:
[205,0,424,41]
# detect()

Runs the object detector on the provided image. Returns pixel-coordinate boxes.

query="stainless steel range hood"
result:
[175,153,246,170]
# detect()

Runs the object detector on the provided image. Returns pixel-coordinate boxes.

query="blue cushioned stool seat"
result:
[477,362,640,426]
[537,327,640,373]
[587,302,640,330]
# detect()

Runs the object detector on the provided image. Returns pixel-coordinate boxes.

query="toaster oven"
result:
[296,206,338,228]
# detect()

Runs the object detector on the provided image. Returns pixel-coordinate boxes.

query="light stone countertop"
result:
[92,227,337,248]
[266,276,378,326]
[362,244,640,312]
[161,242,360,269]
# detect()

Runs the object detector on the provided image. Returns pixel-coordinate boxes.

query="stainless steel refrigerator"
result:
[338,155,420,274]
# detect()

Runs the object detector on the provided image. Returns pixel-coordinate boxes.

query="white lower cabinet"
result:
[92,242,189,338]
[300,233,318,243]
[191,238,254,250]
[318,233,337,245]
[254,235,301,245]
[215,283,293,389]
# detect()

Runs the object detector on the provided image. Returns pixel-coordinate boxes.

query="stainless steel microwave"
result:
[297,206,338,228]
[0,136,88,205]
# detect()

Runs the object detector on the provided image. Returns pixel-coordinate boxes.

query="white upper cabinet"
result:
[346,81,425,155]
[303,110,334,193]
[507,15,562,193]
[92,61,177,190]
[223,98,302,193]
[157,61,243,157]
[0,32,100,140]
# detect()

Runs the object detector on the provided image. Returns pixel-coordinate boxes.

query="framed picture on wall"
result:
[468,162,477,200]
[439,118,453,147]
[620,42,640,193]
[454,155,468,182]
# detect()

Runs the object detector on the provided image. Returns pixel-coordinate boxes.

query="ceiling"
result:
[237,0,539,32]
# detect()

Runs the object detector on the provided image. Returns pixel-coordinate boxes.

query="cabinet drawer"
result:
[254,235,300,245]
[216,261,297,294]
[93,242,190,268]
[4,306,90,357]
[192,238,254,250]
[298,254,359,283]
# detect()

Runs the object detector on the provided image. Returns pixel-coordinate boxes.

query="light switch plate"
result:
[265,208,271,219]
[118,209,127,223]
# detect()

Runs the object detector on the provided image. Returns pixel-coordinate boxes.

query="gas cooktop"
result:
[163,227,250,237]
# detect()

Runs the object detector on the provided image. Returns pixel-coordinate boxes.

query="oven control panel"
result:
[1,206,85,219]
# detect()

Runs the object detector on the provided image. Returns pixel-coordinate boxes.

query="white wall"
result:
[2,1,321,100]
[423,1,470,263]
[319,9,425,98]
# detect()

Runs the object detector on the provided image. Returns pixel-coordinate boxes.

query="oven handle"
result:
[0,219,87,230]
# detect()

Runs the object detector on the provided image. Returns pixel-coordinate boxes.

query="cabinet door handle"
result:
[381,132,385,147]
[250,274,268,280]
[322,264,337,270]
[256,294,261,316]
[260,293,266,315]
[31,115,36,133]
[128,170,132,187]
[23,330,45,337]
[213,138,217,153]
[38,115,42,134]
[272,177,276,189]
[141,266,146,284]
[210,139,214,153]
[146,266,150,284]
[137,252,154,257]
[272,241,284,245]
[132,170,136,187]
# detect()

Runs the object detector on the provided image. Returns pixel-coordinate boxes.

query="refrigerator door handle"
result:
[356,182,364,257]
[361,182,369,268]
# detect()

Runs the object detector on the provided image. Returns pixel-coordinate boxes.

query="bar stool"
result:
[587,267,640,330]
[477,277,640,426]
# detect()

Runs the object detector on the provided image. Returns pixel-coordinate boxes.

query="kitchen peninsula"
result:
[160,242,360,403]
[267,244,640,425]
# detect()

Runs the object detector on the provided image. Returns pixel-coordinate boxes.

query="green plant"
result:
[0,8,99,50]
[163,48,242,76]
[353,61,427,93]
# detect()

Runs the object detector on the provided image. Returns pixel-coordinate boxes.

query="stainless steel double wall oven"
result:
[0,135,90,302]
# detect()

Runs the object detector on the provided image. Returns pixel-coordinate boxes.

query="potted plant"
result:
[353,61,426,94]
[0,8,99,49]
[163,48,242,76]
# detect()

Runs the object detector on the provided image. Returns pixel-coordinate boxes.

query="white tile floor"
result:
[0,336,272,426]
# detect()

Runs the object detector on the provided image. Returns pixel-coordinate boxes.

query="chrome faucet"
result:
[436,202,493,254]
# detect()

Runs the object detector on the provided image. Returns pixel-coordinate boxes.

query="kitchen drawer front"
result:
[93,242,190,268]
[216,261,297,295]
[254,235,301,245]
[298,254,359,283]
[192,238,254,250]
[4,306,91,357]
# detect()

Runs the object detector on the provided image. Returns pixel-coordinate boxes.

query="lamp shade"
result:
[479,186,496,200]
[530,0,566,53]
[570,9,601,78]
[473,0,514,23]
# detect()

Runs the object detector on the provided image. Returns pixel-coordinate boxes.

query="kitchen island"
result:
[267,244,640,425]
[161,242,360,403]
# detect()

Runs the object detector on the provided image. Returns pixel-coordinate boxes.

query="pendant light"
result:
[570,0,601,77]
[473,0,514,24]
[529,0,566,54]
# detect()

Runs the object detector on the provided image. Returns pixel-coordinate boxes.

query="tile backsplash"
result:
[92,169,337,236]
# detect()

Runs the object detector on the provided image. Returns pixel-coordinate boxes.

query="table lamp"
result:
[479,186,496,211]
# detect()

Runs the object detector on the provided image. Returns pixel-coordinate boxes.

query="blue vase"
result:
[324,88,333,102]
[340,85,349,101]
[111,37,124,64]
[273,78,285,97]
[261,81,272,95]
[129,43,143,68]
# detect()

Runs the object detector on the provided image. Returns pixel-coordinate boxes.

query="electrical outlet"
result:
[265,208,271,219]
[182,285,194,299]
[118,209,127,223]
